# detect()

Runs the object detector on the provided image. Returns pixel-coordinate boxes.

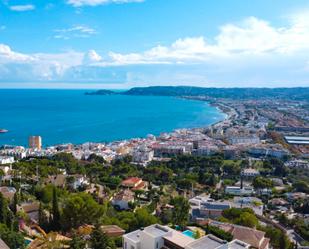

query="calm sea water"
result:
[0,89,225,147]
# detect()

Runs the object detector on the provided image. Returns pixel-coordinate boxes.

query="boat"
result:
[0,129,8,133]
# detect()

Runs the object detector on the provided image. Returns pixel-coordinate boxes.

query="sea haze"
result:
[0,89,225,147]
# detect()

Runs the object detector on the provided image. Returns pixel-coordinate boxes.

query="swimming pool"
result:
[24,238,33,246]
[182,230,195,238]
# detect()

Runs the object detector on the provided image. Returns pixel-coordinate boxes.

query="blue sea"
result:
[0,89,225,147]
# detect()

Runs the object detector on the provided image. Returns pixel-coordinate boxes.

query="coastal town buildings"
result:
[28,136,42,150]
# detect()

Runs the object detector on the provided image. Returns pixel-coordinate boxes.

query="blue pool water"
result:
[182,230,195,238]
[0,89,225,146]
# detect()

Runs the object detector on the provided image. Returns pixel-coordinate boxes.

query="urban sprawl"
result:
[0,94,309,249]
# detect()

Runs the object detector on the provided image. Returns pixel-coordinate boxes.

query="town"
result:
[0,94,308,249]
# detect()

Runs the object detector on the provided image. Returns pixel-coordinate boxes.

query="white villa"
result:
[123,224,250,249]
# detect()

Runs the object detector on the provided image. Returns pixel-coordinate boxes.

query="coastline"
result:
[0,92,228,148]
[180,96,234,130]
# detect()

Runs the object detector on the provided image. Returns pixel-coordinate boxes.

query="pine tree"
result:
[90,225,114,249]
[38,202,48,231]
[0,193,8,224]
[70,232,87,249]
[11,192,18,214]
[51,187,61,231]
[12,218,19,232]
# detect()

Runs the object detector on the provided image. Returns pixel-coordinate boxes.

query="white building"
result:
[228,136,260,145]
[112,189,135,210]
[241,168,260,178]
[132,147,154,164]
[69,175,89,190]
[225,186,254,196]
[123,224,250,249]
[0,156,14,165]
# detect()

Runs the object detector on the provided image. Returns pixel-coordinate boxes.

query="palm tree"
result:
[28,232,71,249]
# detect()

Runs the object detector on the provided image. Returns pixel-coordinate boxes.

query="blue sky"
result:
[1,0,309,88]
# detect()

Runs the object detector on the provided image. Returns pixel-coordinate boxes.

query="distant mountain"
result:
[87,86,309,101]
[85,89,117,95]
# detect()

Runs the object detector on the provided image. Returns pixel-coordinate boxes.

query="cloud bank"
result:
[9,4,35,11]
[1,12,309,87]
[67,0,144,7]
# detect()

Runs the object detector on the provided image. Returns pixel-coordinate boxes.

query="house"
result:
[0,156,14,165]
[101,225,125,237]
[111,189,135,210]
[241,168,260,178]
[45,174,66,188]
[153,143,187,157]
[228,136,260,145]
[132,147,154,164]
[28,233,71,249]
[0,186,16,201]
[231,197,263,215]
[189,195,231,219]
[225,186,254,196]
[209,221,270,249]
[285,192,308,201]
[271,178,284,186]
[122,224,250,249]
[121,177,147,191]
[77,224,125,238]
[67,175,89,190]
[18,202,40,223]
[0,238,10,249]
[185,235,249,249]
[85,183,109,203]
[269,198,289,207]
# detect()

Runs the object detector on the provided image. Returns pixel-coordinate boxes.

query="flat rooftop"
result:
[228,240,249,249]
[124,230,141,243]
[284,136,309,141]
[163,231,195,247]
[144,224,170,237]
[186,235,226,249]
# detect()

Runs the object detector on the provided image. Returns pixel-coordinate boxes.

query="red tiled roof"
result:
[121,177,142,186]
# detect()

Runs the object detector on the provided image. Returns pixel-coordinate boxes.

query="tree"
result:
[28,232,70,249]
[253,176,273,189]
[87,154,106,164]
[293,181,309,194]
[135,208,158,228]
[70,232,87,249]
[170,196,190,227]
[262,226,292,249]
[160,209,173,224]
[222,208,258,228]
[0,193,8,224]
[38,202,49,231]
[90,225,115,249]
[62,193,104,231]
[51,187,61,231]
[11,192,18,214]
[204,224,233,241]
[235,212,258,228]
[0,223,25,249]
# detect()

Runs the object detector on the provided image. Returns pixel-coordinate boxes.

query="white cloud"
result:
[1,12,309,86]
[83,50,103,64]
[0,44,34,62]
[106,15,309,66]
[0,44,83,81]
[9,4,35,11]
[67,0,144,7]
[54,25,97,39]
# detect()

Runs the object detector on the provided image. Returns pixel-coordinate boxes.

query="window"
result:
[130,246,135,249]
[124,242,127,249]
[156,242,159,248]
